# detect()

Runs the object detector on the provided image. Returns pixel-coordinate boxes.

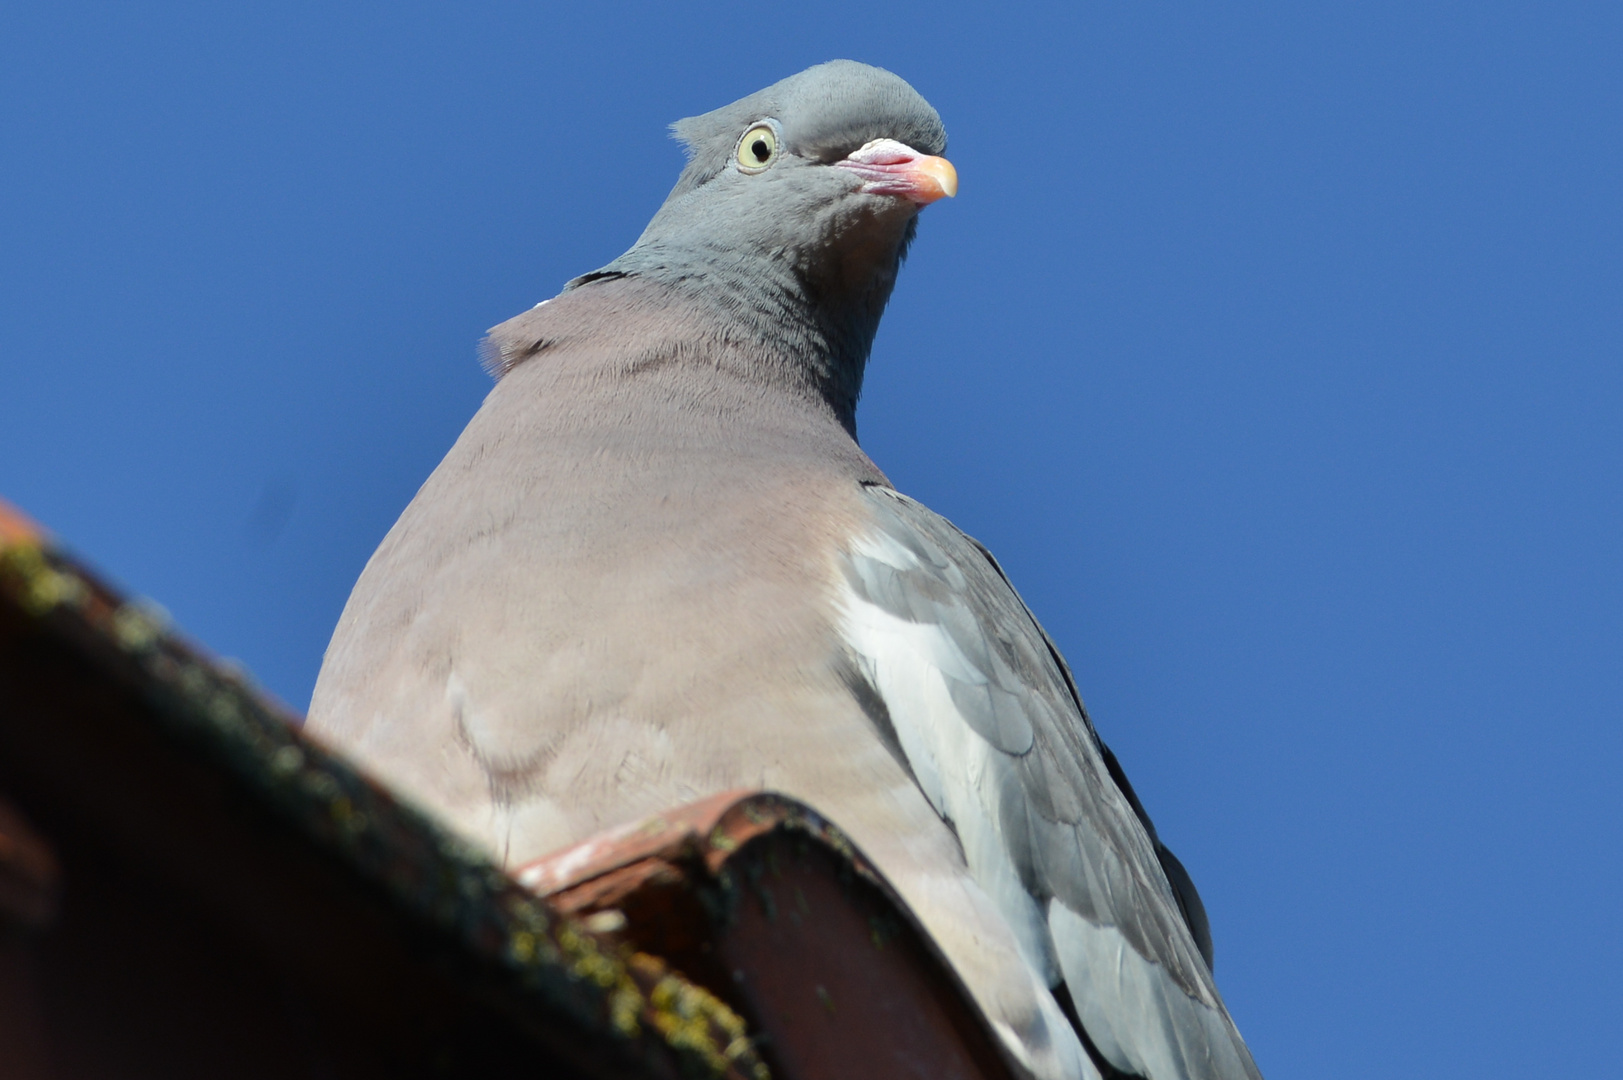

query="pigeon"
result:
[308,60,1263,1080]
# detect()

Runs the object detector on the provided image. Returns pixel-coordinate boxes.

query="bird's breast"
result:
[309,354,906,866]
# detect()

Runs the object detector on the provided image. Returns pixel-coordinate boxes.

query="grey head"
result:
[570,60,953,434]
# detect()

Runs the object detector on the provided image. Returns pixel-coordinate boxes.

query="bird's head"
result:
[571,61,953,423]
[643,60,951,280]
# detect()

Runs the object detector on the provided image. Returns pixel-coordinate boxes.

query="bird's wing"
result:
[836,483,1261,1080]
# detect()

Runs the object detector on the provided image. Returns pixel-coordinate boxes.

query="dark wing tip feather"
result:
[1155,844,1214,973]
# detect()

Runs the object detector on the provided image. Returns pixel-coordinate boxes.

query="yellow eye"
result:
[736,124,778,171]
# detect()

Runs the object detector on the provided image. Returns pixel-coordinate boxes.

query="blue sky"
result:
[3,3,1619,1075]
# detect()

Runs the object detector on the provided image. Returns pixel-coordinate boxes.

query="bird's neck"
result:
[572,244,903,437]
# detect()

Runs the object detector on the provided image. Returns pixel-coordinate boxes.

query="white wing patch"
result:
[840,536,1059,983]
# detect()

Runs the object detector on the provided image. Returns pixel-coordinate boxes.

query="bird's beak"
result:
[834,139,958,206]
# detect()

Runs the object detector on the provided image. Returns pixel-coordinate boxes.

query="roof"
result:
[521,790,1020,1080]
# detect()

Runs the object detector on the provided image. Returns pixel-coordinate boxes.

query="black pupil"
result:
[751,138,770,162]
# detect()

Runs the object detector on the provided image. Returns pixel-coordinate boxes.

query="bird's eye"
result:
[735,124,778,172]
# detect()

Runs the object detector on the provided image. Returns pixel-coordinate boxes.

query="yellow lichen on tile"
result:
[0,540,88,616]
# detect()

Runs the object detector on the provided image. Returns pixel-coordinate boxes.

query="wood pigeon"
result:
[308,60,1263,1080]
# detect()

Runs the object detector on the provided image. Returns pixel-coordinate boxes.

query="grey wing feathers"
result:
[1098,741,1216,973]
[838,484,1260,1080]
[964,526,1218,972]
